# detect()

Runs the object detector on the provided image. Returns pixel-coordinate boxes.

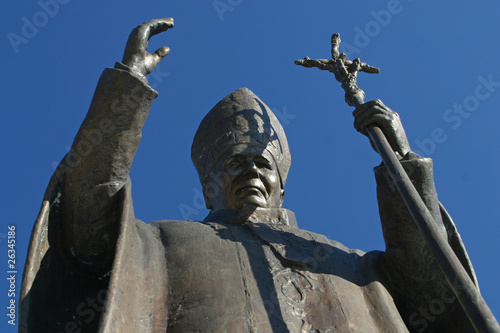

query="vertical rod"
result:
[353,95,500,332]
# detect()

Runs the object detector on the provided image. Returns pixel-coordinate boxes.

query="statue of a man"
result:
[20,19,479,332]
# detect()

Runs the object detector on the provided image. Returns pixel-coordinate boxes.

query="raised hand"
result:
[121,18,174,78]
[353,99,411,158]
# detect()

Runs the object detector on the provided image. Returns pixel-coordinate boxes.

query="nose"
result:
[242,160,260,177]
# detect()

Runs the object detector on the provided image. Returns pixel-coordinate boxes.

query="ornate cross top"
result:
[295,33,500,333]
[295,33,379,108]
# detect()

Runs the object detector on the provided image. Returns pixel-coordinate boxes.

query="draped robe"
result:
[20,68,478,332]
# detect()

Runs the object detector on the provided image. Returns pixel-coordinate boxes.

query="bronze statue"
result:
[19,18,495,332]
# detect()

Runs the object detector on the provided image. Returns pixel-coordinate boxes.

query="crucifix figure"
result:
[295,33,379,107]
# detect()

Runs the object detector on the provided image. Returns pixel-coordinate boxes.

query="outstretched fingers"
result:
[154,46,170,59]
[147,46,171,70]
[134,18,174,50]
[122,18,174,77]
[147,18,174,39]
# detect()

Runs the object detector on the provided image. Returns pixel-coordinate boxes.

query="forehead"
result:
[222,144,274,161]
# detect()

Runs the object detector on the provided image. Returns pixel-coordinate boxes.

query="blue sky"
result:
[2,1,500,331]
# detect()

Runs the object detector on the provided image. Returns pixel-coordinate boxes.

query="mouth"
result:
[237,186,263,194]
[234,180,267,197]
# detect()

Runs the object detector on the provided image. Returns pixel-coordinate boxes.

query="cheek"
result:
[220,173,237,197]
[266,173,280,191]
[211,170,230,187]
[206,172,232,196]
[204,181,220,200]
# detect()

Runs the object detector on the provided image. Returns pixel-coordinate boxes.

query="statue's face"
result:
[204,144,284,211]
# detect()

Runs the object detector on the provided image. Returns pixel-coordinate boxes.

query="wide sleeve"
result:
[56,67,158,271]
[20,67,162,332]
[375,157,477,332]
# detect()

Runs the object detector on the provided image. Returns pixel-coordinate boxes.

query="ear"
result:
[202,183,213,210]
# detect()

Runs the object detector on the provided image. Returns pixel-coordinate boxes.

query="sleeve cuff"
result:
[114,62,149,85]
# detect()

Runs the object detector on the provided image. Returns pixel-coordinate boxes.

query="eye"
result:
[254,156,272,170]
[224,156,244,171]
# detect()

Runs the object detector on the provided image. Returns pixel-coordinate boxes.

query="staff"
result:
[295,33,500,333]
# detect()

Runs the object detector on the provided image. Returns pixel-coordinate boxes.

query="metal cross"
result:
[295,33,379,108]
[296,33,500,333]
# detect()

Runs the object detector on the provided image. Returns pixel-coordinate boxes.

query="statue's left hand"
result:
[121,18,174,77]
[353,99,411,158]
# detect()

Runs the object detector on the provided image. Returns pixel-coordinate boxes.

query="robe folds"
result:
[20,68,478,332]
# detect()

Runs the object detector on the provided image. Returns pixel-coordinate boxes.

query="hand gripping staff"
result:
[295,33,500,333]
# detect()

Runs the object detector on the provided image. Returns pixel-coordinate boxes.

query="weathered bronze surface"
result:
[297,35,500,332]
[20,18,486,332]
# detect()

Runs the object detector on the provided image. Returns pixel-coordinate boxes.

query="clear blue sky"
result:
[2,1,500,331]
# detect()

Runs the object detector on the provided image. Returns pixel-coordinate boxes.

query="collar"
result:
[204,205,298,228]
